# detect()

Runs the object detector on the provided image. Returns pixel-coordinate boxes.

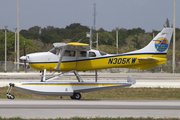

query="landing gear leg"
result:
[95,70,98,82]
[44,70,83,82]
[41,69,46,82]
[6,83,15,100]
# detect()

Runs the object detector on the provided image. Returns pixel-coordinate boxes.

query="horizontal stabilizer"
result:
[127,76,136,84]
[138,57,159,62]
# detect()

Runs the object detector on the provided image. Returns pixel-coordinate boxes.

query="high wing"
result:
[54,42,90,70]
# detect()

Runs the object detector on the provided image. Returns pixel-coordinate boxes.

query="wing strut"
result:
[42,70,83,82]
[54,47,66,71]
[73,70,83,82]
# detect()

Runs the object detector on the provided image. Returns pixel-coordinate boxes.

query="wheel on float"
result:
[7,94,11,99]
[70,96,75,99]
[7,95,15,100]
[7,95,10,99]
[10,95,15,100]
[73,93,81,100]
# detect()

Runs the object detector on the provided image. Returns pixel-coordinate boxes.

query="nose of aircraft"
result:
[20,56,27,61]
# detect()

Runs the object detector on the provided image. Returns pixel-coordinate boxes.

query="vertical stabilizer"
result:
[128,28,173,54]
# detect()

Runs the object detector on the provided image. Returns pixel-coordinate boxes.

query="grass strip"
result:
[1,87,180,99]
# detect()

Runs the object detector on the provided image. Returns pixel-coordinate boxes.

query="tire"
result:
[7,96,10,99]
[73,93,81,100]
[70,96,75,99]
[7,95,15,100]
[10,95,15,100]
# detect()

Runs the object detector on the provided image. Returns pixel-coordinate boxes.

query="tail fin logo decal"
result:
[154,38,168,52]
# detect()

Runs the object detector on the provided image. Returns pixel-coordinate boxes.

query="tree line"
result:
[0,22,180,63]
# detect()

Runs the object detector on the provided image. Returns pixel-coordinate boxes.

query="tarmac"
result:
[1,99,180,119]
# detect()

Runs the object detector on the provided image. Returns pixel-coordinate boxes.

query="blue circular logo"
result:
[155,38,168,52]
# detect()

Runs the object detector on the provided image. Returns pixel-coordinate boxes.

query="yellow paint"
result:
[71,77,84,80]
[68,42,89,46]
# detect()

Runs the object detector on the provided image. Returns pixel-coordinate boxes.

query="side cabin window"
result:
[89,52,96,57]
[64,50,75,57]
[77,51,87,57]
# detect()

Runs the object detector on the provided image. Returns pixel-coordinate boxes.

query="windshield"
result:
[99,51,107,56]
[49,48,56,54]
[49,47,60,55]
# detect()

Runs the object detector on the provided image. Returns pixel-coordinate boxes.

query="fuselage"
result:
[25,49,167,71]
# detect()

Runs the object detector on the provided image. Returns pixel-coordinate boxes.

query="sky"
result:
[0,0,179,32]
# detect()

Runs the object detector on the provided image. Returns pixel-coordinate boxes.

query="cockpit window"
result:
[64,50,75,57]
[49,47,60,55]
[49,48,56,54]
[100,51,107,56]
[89,52,96,57]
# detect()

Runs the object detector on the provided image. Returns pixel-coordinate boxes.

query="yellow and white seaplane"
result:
[7,28,173,100]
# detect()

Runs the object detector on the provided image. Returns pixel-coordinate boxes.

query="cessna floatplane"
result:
[7,28,173,100]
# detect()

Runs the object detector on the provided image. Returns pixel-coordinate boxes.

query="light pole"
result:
[89,27,93,49]
[17,0,20,72]
[4,26,8,72]
[14,28,17,71]
[96,29,99,50]
[173,0,176,73]
[116,27,119,54]
[152,29,155,38]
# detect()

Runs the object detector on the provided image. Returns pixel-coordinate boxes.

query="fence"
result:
[0,61,35,72]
